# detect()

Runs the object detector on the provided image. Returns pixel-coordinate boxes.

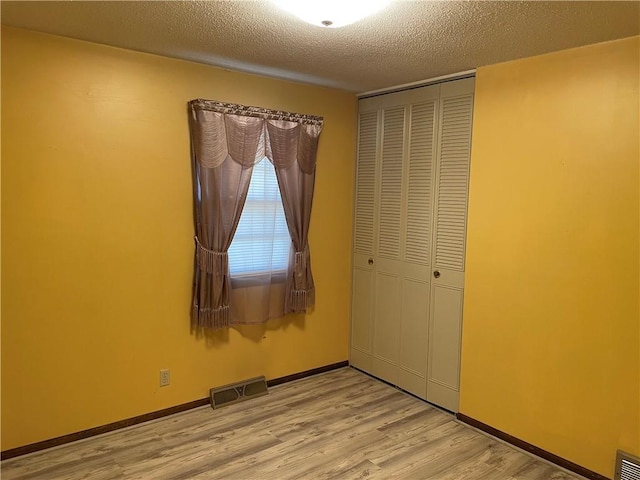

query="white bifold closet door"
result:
[350,77,474,412]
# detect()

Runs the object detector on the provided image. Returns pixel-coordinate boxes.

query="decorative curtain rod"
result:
[189,99,324,126]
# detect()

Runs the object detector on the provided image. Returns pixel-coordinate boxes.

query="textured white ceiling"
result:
[2,1,639,92]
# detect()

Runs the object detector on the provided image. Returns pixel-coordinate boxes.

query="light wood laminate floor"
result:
[2,368,582,480]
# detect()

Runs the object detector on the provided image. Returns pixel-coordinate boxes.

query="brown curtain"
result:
[188,100,323,329]
[267,120,322,313]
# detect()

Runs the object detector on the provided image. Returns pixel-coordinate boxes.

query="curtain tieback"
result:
[294,245,309,279]
[195,236,228,274]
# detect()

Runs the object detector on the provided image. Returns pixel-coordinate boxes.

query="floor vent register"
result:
[615,450,640,480]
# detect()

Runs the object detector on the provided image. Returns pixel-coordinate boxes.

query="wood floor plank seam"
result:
[0,361,349,462]
[1,368,583,480]
[456,413,599,480]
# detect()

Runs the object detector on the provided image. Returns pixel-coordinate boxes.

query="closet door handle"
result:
[433,270,440,278]
[368,258,374,265]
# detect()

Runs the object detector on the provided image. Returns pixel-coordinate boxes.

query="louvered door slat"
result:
[354,111,378,255]
[434,95,473,271]
[378,107,405,260]
[405,101,435,265]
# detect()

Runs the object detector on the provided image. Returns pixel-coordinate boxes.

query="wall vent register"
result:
[210,376,268,409]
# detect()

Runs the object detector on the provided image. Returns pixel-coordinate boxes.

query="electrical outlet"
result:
[159,369,170,387]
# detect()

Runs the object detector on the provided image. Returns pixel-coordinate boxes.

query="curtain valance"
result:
[189,100,322,172]
[189,99,323,124]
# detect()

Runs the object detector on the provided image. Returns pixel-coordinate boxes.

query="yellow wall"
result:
[1,27,356,450]
[461,36,640,477]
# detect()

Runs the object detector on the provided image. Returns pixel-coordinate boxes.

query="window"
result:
[228,158,290,277]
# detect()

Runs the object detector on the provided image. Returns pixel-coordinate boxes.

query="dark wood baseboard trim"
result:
[0,397,210,461]
[1,360,349,461]
[456,413,609,480]
[266,360,349,387]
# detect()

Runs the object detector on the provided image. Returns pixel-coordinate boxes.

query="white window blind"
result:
[228,158,291,276]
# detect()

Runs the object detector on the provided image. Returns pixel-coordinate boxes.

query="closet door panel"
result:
[398,278,429,397]
[351,267,373,355]
[395,99,437,399]
[350,110,379,372]
[427,284,464,411]
[370,106,406,384]
[372,271,401,385]
[427,78,474,412]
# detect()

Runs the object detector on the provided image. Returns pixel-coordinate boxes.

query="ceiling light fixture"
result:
[273,0,391,28]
